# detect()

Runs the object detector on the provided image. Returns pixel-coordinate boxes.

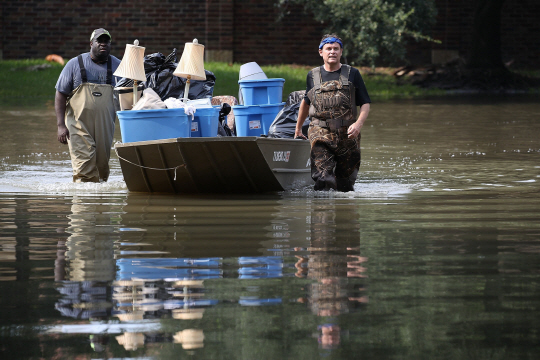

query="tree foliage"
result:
[278,0,438,66]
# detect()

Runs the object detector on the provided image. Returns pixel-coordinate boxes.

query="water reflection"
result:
[52,195,221,353]
[294,202,368,351]
[48,194,316,355]
[54,197,117,321]
[2,97,540,359]
[47,192,376,355]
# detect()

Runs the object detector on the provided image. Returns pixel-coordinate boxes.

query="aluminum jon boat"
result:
[114,137,313,193]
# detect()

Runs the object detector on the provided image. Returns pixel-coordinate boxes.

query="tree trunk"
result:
[467,0,506,69]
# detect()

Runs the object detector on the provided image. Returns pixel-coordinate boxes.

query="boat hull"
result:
[115,137,313,193]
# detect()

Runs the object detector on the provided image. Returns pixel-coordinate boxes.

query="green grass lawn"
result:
[0,59,66,106]
[205,61,446,100]
[0,58,458,107]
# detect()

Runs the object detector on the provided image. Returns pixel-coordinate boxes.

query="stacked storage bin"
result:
[190,106,221,138]
[117,108,191,143]
[234,76,286,137]
[117,103,221,143]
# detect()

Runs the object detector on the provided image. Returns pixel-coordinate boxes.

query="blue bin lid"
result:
[232,102,285,112]
[117,108,190,119]
[193,106,220,115]
[238,78,285,85]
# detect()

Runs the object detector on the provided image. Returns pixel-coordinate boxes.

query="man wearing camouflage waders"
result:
[55,29,121,182]
[295,34,371,192]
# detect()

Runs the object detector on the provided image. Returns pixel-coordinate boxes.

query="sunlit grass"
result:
[206,61,446,101]
[0,59,473,107]
[205,62,310,100]
[0,59,64,106]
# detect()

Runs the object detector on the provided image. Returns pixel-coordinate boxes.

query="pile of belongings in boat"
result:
[113,49,233,137]
[114,50,308,138]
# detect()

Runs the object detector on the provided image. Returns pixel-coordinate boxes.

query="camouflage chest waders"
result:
[306,65,360,192]
[65,55,116,182]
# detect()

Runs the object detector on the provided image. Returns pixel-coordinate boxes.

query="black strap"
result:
[311,115,353,129]
[106,56,112,85]
[77,55,87,83]
[78,55,112,84]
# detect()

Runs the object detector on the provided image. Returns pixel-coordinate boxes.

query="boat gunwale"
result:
[114,136,308,148]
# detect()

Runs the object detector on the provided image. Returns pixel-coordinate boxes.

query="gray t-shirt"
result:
[55,52,121,95]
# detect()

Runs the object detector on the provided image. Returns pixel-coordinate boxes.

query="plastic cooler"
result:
[232,103,285,136]
[238,78,285,105]
[190,106,220,137]
[117,108,190,143]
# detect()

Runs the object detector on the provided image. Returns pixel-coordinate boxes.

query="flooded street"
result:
[1,96,539,359]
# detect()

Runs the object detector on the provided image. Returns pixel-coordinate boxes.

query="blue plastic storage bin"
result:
[117,108,191,143]
[190,106,220,137]
[232,103,285,137]
[238,78,285,105]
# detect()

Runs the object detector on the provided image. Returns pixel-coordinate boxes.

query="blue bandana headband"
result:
[319,37,343,50]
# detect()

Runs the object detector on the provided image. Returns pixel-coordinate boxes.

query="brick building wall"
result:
[232,0,324,65]
[1,0,223,61]
[0,0,323,65]
[1,0,538,69]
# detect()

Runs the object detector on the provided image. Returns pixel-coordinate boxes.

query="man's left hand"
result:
[347,123,362,138]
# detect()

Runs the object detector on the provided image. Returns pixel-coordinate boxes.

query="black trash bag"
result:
[115,51,174,88]
[115,50,181,99]
[116,49,215,101]
[145,50,184,99]
[267,90,310,138]
[178,71,216,100]
[114,78,145,89]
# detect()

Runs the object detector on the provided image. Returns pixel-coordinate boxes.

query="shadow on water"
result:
[1,96,540,359]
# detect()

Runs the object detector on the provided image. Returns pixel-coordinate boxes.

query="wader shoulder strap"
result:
[312,66,323,88]
[106,56,112,85]
[77,55,87,83]
[340,64,351,86]
[307,66,322,103]
[313,65,349,87]
[342,65,357,118]
[77,55,112,84]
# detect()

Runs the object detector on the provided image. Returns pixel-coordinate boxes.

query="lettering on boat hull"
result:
[273,151,290,162]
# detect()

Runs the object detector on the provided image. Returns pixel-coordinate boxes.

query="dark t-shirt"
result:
[304,65,371,106]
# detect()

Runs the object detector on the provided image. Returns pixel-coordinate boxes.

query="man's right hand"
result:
[55,91,70,144]
[294,128,307,140]
[295,99,309,140]
[57,125,70,144]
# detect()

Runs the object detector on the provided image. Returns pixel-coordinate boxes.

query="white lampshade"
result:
[173,39,206,81]
[114,40,146,82]
[173,329,205,349]
[116,332,145,351]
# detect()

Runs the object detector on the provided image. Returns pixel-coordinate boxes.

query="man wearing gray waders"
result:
[55,28,121,182]
[295,34,371,192]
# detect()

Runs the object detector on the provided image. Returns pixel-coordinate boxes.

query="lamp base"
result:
[133,80,138,106]
[182,76,191,102]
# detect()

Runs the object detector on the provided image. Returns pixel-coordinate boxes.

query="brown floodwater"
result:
[1,96,539,359]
